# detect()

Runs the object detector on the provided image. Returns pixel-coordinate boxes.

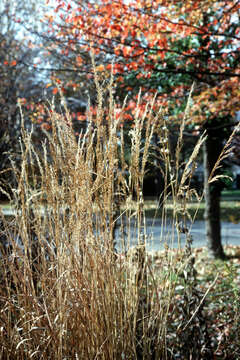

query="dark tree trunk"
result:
[203,135,226,259]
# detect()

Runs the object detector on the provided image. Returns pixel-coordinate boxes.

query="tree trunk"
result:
[203,136,226,259]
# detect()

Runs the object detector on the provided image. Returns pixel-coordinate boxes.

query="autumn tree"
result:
[38,0,240,258]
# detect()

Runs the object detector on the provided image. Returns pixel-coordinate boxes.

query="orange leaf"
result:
[123,113,133,121]
[123,47,129,57]
[96,64,105,72]
[130,62,138,71]
[76,56,83,65]
[117,76,124,82]
[77,114,86,121]
[114,48,121,56]
[52,88,58,95]
[41,122,51,131]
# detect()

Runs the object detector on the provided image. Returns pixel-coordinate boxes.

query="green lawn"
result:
[222,189,240,199]
[143,197,240,222]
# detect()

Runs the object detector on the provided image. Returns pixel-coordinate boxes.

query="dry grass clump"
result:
[0,76,222,359]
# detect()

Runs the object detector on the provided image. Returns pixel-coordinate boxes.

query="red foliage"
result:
[43,0,239,124]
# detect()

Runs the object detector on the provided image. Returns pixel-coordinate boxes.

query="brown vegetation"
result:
[0,78,239,359]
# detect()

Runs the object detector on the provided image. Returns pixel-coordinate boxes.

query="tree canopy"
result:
[40,0,240,123]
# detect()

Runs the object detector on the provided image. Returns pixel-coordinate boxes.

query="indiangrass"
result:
[0,75,221,359]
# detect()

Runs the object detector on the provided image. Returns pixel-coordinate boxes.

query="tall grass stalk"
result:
[0,75,212,359]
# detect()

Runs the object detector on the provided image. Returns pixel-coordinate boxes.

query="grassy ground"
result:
[143,197,240,222]
[222,189,240,199]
